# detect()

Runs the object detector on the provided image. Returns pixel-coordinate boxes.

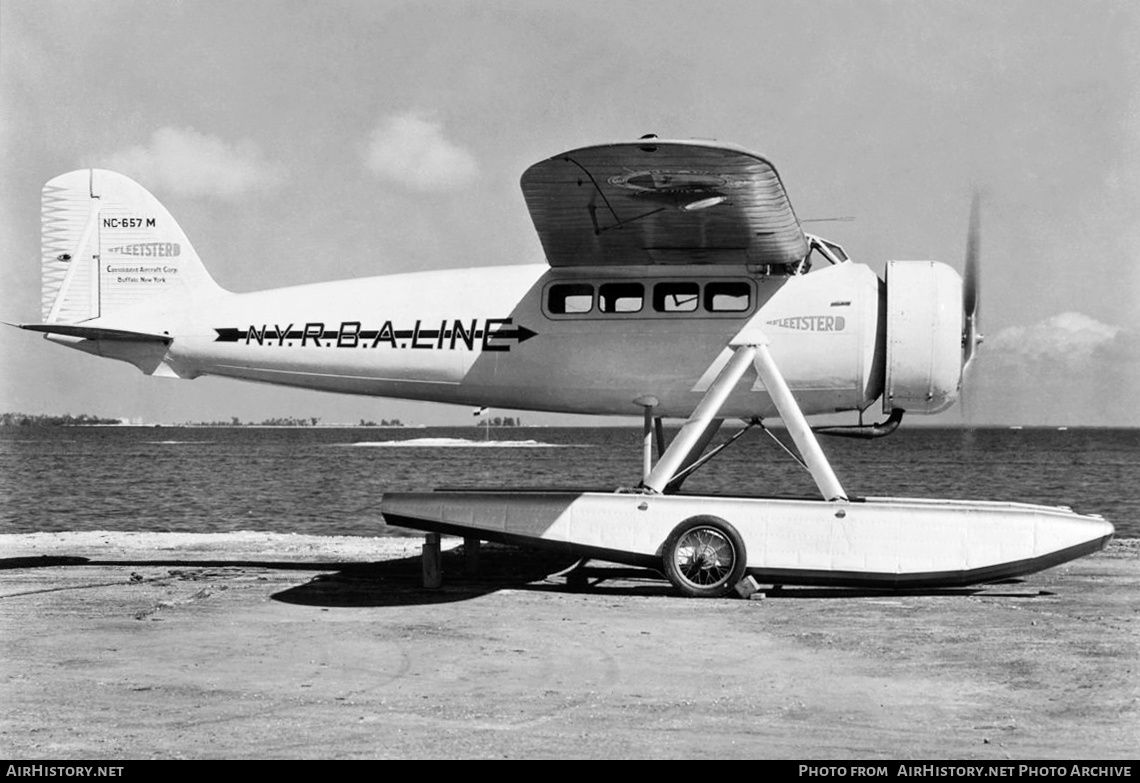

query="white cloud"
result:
[985,312,1137,365]
[103,127,287,198]
[973,312,1140,426]
[364,112,479,191]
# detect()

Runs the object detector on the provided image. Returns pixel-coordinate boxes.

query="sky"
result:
[1,0,1138,427]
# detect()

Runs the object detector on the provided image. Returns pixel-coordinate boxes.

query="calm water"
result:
[1,426,1137,538]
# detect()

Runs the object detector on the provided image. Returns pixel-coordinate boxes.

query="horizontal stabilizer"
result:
[16,323,171,344]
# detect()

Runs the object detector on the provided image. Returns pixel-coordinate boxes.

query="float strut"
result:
[751,342,847,501]
[641,345,756,494]
[639,336,846,501]
[663,417,723,494]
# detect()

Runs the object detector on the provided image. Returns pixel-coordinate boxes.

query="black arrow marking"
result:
[214,328,246,342]
[488,324,538,343]
[215,322,538,347]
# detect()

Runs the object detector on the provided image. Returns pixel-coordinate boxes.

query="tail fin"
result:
[41,169,224,324]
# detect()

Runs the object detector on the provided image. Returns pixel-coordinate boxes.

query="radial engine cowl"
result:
[883,260,964,415]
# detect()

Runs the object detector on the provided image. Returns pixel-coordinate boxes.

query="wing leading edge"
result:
[521,139,809,268]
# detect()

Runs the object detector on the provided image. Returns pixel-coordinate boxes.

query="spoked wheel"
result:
[662,516,747,598]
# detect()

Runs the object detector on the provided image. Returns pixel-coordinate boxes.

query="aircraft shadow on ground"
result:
[0,545,604,607]
[273,545,605,607]
[0,546,1047,607]
[272,555,1044,605]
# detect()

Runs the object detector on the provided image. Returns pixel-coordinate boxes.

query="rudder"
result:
[41,169,224,324]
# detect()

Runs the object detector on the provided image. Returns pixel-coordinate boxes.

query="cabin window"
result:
[599,283,644,313]
[704,282,751,312]
[548,283,594,314]
[653,282,699,313]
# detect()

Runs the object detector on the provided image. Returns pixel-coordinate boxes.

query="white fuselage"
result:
[93,261,885,419]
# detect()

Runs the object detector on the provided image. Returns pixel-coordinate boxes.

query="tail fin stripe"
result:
[45,197,101,324]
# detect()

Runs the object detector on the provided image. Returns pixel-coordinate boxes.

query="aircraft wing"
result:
[521,139,809,267]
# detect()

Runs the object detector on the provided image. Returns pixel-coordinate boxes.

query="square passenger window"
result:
[548,283,594,314]
[599,283,644,313]
[653,282,699,313]
[704,282,751,312]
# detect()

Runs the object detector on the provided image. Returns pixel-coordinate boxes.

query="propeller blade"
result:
[962,192,982,368]
[964,193,980,318]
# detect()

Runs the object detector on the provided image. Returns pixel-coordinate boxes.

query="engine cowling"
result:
[882,260,964,414]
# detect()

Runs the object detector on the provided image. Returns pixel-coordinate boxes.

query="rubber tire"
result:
[662,515,747,598]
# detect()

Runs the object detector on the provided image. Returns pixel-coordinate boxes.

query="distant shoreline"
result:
[3,422,1139,430]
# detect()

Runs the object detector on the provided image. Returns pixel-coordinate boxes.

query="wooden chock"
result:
[734,575,763,600]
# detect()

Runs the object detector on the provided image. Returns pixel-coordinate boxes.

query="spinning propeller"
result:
[962,193,983,370]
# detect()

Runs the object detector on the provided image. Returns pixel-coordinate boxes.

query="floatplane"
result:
[19,137,1113,596]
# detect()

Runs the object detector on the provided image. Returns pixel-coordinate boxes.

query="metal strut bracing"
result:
[638,335,847,501]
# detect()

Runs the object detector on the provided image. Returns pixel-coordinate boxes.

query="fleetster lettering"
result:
[106,242,180,257]
[766,315,846,332]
